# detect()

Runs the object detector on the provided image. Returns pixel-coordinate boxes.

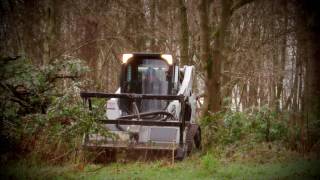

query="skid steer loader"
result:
[81,53,201,160]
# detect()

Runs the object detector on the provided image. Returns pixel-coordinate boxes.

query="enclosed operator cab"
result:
[119,53,176,114]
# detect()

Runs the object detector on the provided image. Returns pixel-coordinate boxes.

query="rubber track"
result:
[186,124,199,155]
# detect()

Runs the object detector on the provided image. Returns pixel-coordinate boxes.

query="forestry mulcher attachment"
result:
[81,53,201,160]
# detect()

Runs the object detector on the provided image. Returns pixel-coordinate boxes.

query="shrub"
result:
[200,112,222,150]
[19,86,112,163]
[200,106,289,151]
[250,106,288,142]
[201,153,219,173]
[0,56,111,164]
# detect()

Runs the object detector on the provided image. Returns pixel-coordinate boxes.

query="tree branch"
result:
[48,74,81,84]
[230,0,255,14]
[0,56,21,63]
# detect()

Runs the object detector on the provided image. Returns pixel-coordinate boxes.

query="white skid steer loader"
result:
[81,53,201,160]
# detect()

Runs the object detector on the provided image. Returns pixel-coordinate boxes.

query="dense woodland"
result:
[1,0,320,178]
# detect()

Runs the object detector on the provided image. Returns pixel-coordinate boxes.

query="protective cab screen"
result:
[121,58,172,114]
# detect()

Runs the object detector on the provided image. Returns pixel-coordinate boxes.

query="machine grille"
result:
[150,128,177,142]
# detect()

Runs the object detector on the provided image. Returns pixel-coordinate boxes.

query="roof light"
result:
[122,53,133,64]
[161,54,173,65]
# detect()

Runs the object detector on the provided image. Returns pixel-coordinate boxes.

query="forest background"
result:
[1,0,320,179]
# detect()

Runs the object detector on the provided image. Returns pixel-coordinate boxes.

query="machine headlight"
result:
[122,53,133,64]
[161,54,173,65]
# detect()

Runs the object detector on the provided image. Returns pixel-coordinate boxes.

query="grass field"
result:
[2,153,320,180]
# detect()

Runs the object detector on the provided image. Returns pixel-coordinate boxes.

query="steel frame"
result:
[80,91,187,146]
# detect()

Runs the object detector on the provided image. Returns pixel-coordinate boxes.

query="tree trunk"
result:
[206,0,232,113]
[178,0,189,66]
[149,0,157,51]
[297,0,320,150]
[275,0,287,113]
[42,0,55,65]
[198,0,210,115]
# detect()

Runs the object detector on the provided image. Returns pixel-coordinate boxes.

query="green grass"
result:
[1,154,320,180]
